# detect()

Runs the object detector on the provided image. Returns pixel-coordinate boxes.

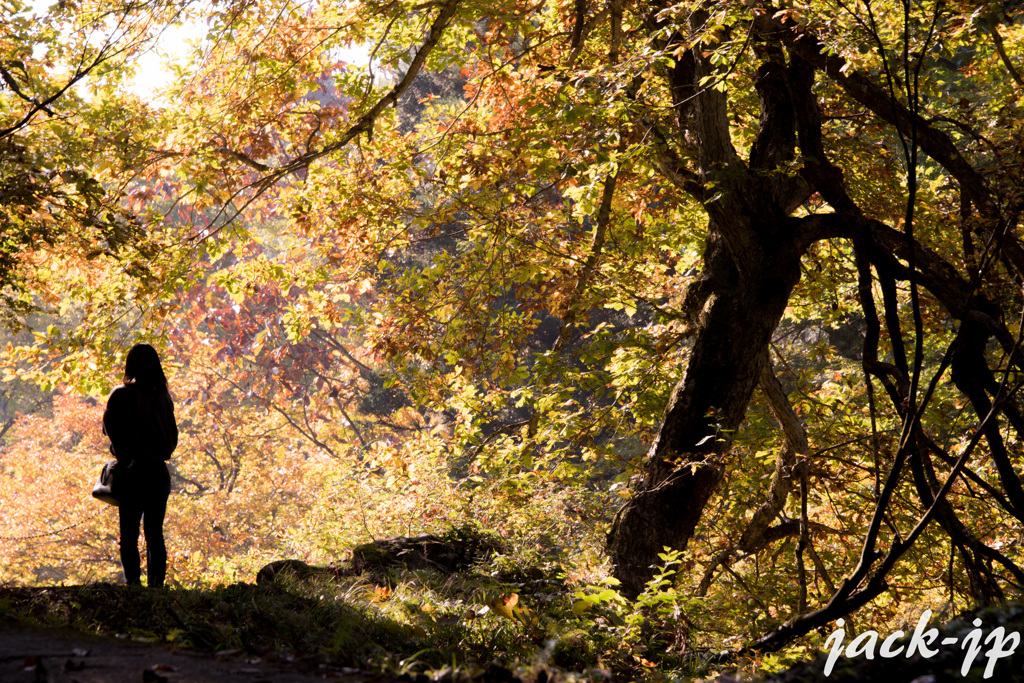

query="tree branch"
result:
[246,0,463,191]
[990,26,1024,88]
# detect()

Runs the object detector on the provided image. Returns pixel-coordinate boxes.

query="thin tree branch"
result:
[991,26,1024,88]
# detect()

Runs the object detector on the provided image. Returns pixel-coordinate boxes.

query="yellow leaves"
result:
[490,592,518,619]
[772,8,804,25]
[458,173,484,191]
[603,299,637,318]
[488,592,536,627]
[671,42,691,60]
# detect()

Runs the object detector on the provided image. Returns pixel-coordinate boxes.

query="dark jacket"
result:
[103,383,178,498]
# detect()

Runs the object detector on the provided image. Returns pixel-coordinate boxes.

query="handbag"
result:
[91,459,120,506]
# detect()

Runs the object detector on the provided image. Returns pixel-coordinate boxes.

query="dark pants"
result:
[118,492,168,588]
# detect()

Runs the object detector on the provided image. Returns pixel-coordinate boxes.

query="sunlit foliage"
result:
[2,0,1024,676]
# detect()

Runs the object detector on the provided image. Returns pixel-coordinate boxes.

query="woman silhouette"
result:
[103,343,178,587]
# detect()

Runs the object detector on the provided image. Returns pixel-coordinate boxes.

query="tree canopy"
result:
[3,0,1024,666]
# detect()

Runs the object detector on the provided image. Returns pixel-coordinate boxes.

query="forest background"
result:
[2,0,1024,678]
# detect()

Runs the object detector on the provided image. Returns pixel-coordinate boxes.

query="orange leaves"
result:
[490,592,518,619]
[488,592,538,628]
[371,584,393,603]
[0,393,118,584]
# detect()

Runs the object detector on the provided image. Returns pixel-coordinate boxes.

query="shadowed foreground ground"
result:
[0,534,529,682]
[7,583,1024,682]
[10,531,1024,683]
[0,618,375,682]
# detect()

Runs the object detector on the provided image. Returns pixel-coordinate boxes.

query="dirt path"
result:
[0,618,376,682]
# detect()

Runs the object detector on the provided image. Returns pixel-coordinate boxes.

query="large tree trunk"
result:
[607,222,805,597]
[606,10,820,599]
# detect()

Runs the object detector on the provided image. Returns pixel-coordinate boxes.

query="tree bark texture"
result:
[606,218,805,597]
[606,10,824,598]
[607,6,1024,606]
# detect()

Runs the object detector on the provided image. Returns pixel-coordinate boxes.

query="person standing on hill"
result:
[103,343,178,588]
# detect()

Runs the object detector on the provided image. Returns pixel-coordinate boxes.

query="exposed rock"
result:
[256,528,507,586]
[255,559,343,586]
[351,532,503,574]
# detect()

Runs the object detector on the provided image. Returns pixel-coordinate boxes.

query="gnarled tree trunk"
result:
[606,11,830,598]
[606,227,805,597]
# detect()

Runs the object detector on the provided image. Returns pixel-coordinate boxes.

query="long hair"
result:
[124,343,169,392]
